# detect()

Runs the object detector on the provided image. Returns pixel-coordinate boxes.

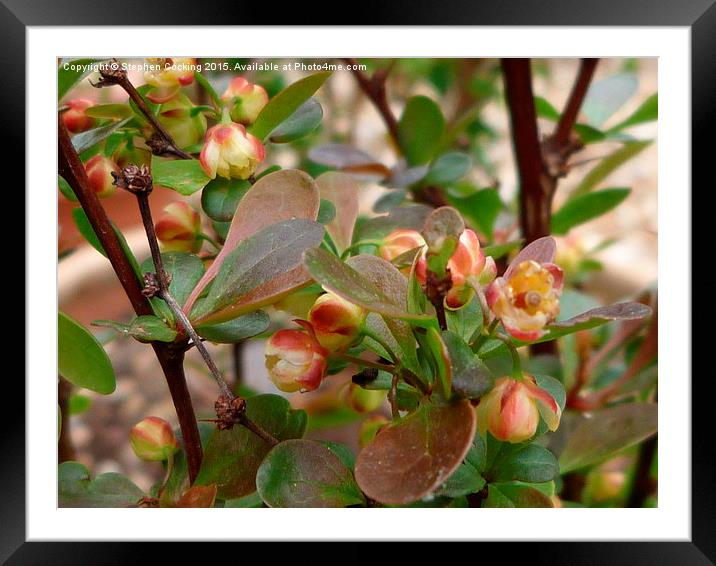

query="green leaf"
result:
[572,141,651,196]
[373,190,406,213]
[303,248,434,326]
[582,73,638,127]
[71,118,132,155]
[93,315,177,343]
[353,204,432,243]
[445,294,483,342]
[224,492,264,508]
[193,71,221,107]
[59,312,115,394]
[58,58,101,101]
[200,177,251,222]
[268,98,323,143]
[442,331,493,399]
[192,219,324,323]
[195,394,307,499]
[426,327,452,398]
[483,483,554,508]
[251,71,331,141]
[559,403,658,473]
[355,400,476,505]
[435,461,485,498]
[196,311,270,343]
[151,155,211,196]
[398,95,446,165]
[84,104,133,120]
[552,188,630,235]
[59,461,144,508]
[423,152,472,186]
[489,444,559,483]
[141,252,205,308]
[520,302,652,345]
[58,175,77,202]
[447,188,502,239]
[68,394,92,415]
[534,96,560,120]
[256,439,365,508]
[482,239,523,260]
[317,198,336,224]
[71,208,142,281]
[608,93,658,133]
[574,123,607,144]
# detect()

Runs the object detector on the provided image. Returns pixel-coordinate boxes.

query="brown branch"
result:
[92,59,193,160]
[625,435,657,507]
[58,117,203,482]
[553,58,599,147]
[342,58,400,150]
[58,377,75,463]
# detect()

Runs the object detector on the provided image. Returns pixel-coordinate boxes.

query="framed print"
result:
[8,0,708,561]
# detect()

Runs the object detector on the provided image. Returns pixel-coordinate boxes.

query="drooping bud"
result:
[265,327,329,393]
[307,292,365,352]
[199,122,265,180]
[129,416,179,461]
[144,57,196,103]
[84,155,120,198]
[62,98,96,133]
[221,77,269,125]
[486,259,564,341]
[341,382,387,413]
[476,375,561,443]
[154,93,208,150]
[154,202,202,253]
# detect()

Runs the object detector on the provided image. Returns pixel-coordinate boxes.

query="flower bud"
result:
[476,375,561,443]
[154,202,202,253]
[155,93,207,149]
[62,98,96,133]
[221,77,269,125]
[445,229,496,309]
[486,259,564,341]
[307,293,365,352]
[144,57,196,103]
[587,470,625,503]
[199,122,265,180]
[378,229,426,263]
[359,415,389,447]
[112,137,151,169]
[265,328,329,392]
[341,382,387,413]
[129,416,178,461]
[84,155,120,198]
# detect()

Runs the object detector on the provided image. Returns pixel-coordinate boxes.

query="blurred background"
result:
[58,57,657,493]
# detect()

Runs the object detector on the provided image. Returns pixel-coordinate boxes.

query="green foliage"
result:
[268,98,323,143]
[201,177,251,222]
[59,461,144,507]
[151,155,211,196]
[93,315,177,343]
[552,188,631,235]
[58,312,115,394]
[398,95,446,165]
[58,58,102,101]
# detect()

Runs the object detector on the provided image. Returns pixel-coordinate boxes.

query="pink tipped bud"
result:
[265,328,329,393]
[307,292,365,352]
[442,229,497,309]
[129,416,178,461]
[359,415,389,447]
[341,382,387,413]
[84,155,119,198]
[199,122,265,180]
[476,375,561,443]
[144,58,196,103]
[154,202,202,253]
[222,77,269,125]
[378,229,426,263]
[62,98,96,133]
[486,259,564,341]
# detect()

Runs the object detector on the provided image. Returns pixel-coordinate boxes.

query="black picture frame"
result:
[10,0,706,562]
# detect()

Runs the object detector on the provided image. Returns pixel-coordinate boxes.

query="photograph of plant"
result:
[57,57,657,509]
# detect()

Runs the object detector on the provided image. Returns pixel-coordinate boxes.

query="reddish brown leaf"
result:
[175,484,217,508]
[316,172,360,253]
[354,400,476,505]
[504,236,556,278]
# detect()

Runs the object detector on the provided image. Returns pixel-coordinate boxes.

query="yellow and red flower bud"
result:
[199,122,265,180]
[84,155,120,198]
[221,77,269,125]
[341,382,387,413]
[378,229,428,282]
[486,259,564,341]
[444,229,496,309]
[62,98,96,133]
[155,93,207,150]
[476,375,562,443]
[265,328,329,393]
[129,416,179,462]
[154,202,202,253]
[359,415,389,447]
[307,293,365,352]
[144,57,196,103]
[112,137,151,170]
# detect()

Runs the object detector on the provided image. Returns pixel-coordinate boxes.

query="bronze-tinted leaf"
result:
[175,484,217,508]
[354,400,476,505]
[504,236,556,278]
[316,172,360,253]
[183,169,320,314]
